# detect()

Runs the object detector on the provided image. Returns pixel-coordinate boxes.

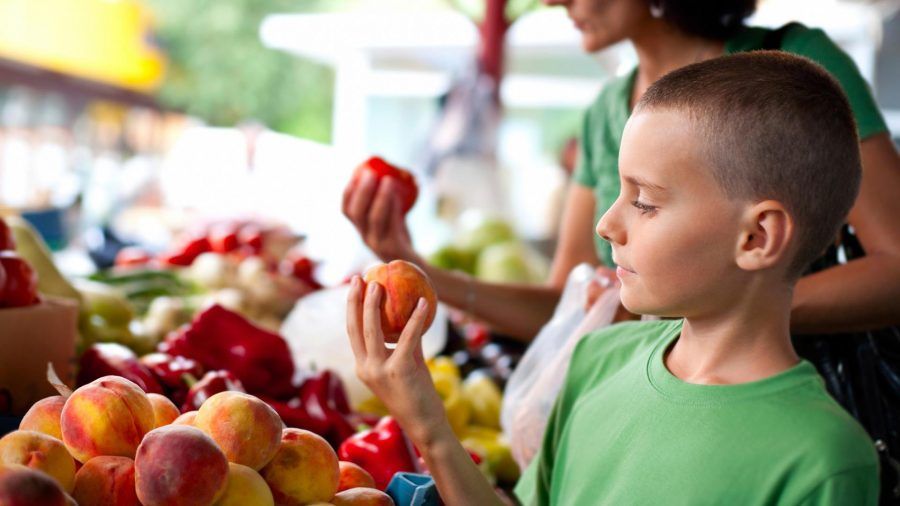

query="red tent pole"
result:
[479,0,509,102]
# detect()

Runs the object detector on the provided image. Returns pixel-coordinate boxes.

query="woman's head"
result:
[542,0,757,52]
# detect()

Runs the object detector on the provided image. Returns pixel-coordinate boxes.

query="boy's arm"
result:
[791,133,900,333]
[346,277,506,506]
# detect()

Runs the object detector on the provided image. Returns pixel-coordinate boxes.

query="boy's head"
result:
[598,51,860,316]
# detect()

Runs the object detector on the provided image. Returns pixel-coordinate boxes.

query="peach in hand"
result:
[363,260,437,343]
[338,461,376,492]
[0,464,70,506]
[260,428,339,505]
[332,487,395,506]
[214,462,274,506]
[19,396,66,440]
[135,425,229,506]
[71,456,139,506]
[0,430,76,492]
[60,376,155,463]
[194,391,282,470]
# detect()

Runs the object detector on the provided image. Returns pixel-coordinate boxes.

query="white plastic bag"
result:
[280,285,448,407]
[500,263,622,469]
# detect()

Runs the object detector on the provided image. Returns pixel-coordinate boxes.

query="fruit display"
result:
[427,214,549,284]
[3,375,409,505]
[1,180,529,503]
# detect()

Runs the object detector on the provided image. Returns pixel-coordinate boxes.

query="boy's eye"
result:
[631,200,658,215]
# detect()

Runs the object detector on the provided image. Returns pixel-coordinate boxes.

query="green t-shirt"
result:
[575,24,889,267]
[514,319,879,505]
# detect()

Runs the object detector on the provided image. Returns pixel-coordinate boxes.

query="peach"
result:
[195,391,282,470]
[19,396,66,440]
[332,487,395,506]
[363,260,437,343]
[214,462,274,506]
[0,463,70,506]
[135,425,229,506]
[260,428,339,505]
[147,393,181,427]
[338,461,376,492]
[173,410,198,426]
[0,430,76,492]
[60,376,155,463]
[71,456,139,506]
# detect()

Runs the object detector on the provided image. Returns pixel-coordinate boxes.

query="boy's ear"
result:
[734,200,794,273]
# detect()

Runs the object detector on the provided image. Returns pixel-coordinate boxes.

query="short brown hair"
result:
[636,51,861,277]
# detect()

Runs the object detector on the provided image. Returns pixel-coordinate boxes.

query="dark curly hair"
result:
[649,0,757,40]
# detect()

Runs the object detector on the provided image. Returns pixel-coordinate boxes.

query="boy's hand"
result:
[346,276,449,444]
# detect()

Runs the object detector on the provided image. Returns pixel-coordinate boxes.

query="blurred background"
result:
[0,0,898,282]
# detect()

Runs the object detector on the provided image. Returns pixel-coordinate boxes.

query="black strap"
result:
[760,22,803,51]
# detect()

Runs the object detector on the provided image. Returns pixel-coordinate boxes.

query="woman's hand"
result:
[346,276,449,444]
[342,172,417,262]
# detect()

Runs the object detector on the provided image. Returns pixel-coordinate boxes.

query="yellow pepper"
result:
[460,425,520,484]
[462,373,503,429]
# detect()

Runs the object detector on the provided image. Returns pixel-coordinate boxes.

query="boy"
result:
[346,51,879,505]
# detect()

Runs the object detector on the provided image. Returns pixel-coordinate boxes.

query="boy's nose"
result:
[596,205,623,245]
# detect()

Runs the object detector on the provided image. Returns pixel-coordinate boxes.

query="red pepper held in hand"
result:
[159,304,295,398]
[181,369,245,412]
[338,416,420,490]
[77,343,164,394]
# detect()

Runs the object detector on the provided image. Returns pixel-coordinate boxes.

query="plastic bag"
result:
[500,263,623,469]
[280,285,448,407]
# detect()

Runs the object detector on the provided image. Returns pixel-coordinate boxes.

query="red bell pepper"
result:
[159,304,295,398]
[350,156,419,214]
[297,370,357,447]
[338,416,420,490]
[260,396,331,436]
[77,343,164,394]
[280,255,323,290]
[181,369,245,412]
[139,353,203,390]
[158,236,211,267]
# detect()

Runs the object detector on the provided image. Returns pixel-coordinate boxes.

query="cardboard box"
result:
[0,297,78,415]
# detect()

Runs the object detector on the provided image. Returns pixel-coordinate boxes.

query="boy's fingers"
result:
[345,276,366,362]
[362,282,388,361]
[394,298,430,360]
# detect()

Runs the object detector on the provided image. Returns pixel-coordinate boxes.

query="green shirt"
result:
[514,320,879,505]
[575,24,889,266]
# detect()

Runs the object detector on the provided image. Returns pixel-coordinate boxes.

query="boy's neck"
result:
[664,283,799,385]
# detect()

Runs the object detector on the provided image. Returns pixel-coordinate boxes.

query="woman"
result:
[342,0,900,341]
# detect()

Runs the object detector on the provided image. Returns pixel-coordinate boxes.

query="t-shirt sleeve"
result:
[571,107,597,188]
[785,27,888,140]
[796,466,879,506]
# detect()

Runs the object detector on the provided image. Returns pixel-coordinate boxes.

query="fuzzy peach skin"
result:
[60,376,155,463]
[260,428,340,506]
[134,425,229,506]
[363,260,437,343]
[331,487,395,506]
[147,393,181,428]
[172,410,198,426]
[337,461,376,492]
[195,391,282,470]
[0,430,76,492]
[0,463,70,506]
[71,456,139,506]
[214,462,274,506]
[19,396,66,440]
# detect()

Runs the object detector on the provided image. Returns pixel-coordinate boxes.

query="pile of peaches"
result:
[0,376,392,506]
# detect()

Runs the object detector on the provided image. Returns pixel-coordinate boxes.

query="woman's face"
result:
[542,0,652,52]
